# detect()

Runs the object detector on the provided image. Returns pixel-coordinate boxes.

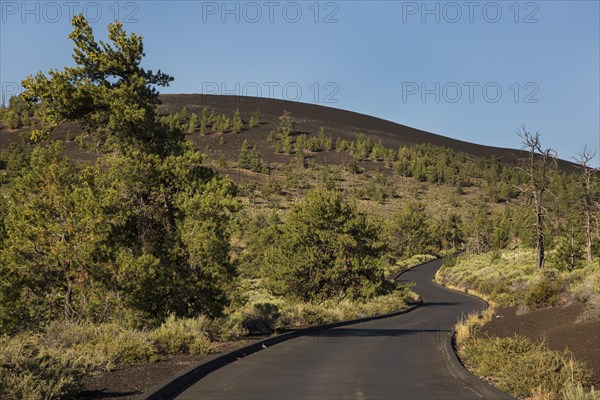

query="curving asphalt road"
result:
[176,259,513,400]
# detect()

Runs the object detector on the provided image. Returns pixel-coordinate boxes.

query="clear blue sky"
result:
[1,1,598,163]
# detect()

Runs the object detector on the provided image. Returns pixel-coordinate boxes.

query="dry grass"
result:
[459,335,592,399]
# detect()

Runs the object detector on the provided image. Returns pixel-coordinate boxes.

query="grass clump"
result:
[148,315,216,355]
[0,316,220,399]
[455,309,494,342]
[560,383,600,400]
[526,270,565,309]
[459,335,592,399]
[0,334,83,400]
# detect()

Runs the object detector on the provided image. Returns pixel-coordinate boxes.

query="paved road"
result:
[177,259,512,399]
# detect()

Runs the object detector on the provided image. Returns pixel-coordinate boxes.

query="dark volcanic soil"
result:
[480,303,600,386]
[0,95,578,172]
[78,338,260,400]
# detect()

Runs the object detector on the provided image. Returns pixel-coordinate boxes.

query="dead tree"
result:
[517,126,556,268]
[573,146,597,262]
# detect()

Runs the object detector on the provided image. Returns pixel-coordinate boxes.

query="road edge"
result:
[431,273,516,400]
[138,299,423,400]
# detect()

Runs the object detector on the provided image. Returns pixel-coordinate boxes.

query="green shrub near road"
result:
[0,318,218,399]
[459,335,592,399]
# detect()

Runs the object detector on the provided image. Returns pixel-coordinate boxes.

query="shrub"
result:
[526,270,564,309]
[460,335,591,399]
[148,315,216,355]
[0,334,84,400]
[579,294,600,322]
[44,322,157,370]
[442,254,457,269]
[240,302,281,334]
[277,110,294,136]
[188,113,197,134]
[232,109,243,133]
[560,383,600,400]
[248,109,261,128]
[239,148,268,173]
[3,109,20,129]
[262,189,392,303]
[345,157,362,174]
[278,302,339,327]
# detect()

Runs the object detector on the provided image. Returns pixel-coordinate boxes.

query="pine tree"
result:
[249,109,261,128]
[232,109,243,133]
[262,189,391,302]
[278,110,294,137]
[188,113,197,134]
[283,135,293,154]
[21,15,175,153]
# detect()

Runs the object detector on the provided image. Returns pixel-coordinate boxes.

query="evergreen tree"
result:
[21,15,176,153]
[232,109,243,133]
[387,202,435,258]
[2,110,20,129]
[188,113,197,134]
[249,108,261,128]
[278,110,294,136]
[262,189,391,302]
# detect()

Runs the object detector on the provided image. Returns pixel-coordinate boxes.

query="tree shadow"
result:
[420,301,463,307]
[77,390,142,399]
[310,327,451,338]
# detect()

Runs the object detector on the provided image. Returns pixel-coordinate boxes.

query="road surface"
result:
[177,259,512,399]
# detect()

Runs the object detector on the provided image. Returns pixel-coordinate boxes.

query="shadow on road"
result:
[310,327,451,338]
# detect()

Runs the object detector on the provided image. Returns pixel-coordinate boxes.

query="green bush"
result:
[526,270,564,309]
[44,322,157,370]
[240,302,281,334]
[0,334,84,400]
[262,189,392,303]
[278,302,339,327]
[460,335,591,399]
[3,109,20,129]
[148,315,216,355]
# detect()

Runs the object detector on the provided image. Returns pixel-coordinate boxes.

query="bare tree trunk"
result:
[585,208,593,262]
[517,126,556,268]
[574,147,596,263]
[535,194,544,268]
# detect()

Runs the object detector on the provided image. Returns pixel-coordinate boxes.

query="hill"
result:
[159,94,576,171]
[0,94,577,172]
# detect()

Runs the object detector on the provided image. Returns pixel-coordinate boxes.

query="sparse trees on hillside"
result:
[518,127,556,268]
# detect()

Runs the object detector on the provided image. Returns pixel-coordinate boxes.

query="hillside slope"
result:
[159,94,574,170]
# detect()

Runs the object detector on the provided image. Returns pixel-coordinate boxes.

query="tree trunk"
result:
[585,207,593,262]
[535,193,545,268]
[65,276,73,321]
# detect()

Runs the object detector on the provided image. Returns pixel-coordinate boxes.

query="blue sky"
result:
[1,1,598,163]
